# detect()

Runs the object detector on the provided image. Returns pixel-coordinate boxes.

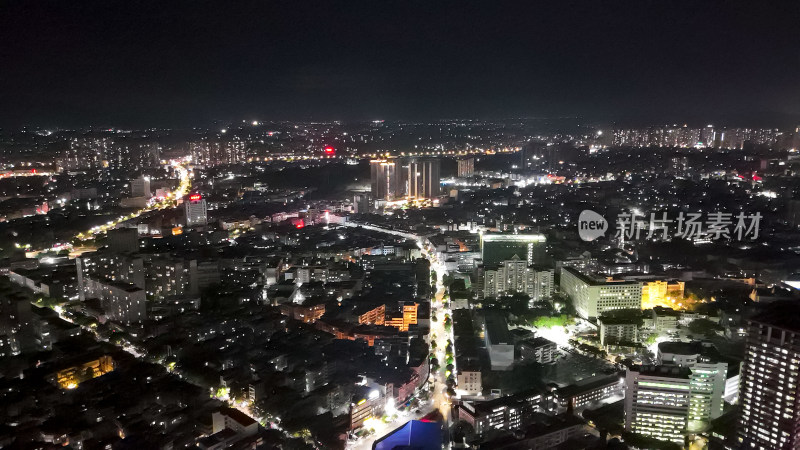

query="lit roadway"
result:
[73,159,192,244]
[38,162,310,445]
[344,222,453,450]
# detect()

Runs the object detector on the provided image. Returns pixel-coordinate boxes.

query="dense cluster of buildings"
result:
[2,119,800,449]
[611,125,788,150]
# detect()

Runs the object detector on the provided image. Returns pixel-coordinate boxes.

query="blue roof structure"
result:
[373,419,442,450]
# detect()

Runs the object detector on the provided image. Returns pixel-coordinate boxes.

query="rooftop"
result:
[562,267,641,287]
[483,310,511,346]
[598,309,644,325]
[481,233,546,243]
[750,300,800,332]
[632,365,692,379]
[556,372,624,398]
[217,407,257,427]
[658,341,704,356]
[373,419,442,450]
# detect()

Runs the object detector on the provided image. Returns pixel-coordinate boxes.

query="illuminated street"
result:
[1,3,792,448]
[73,159,192,244]
[346,231,451,449]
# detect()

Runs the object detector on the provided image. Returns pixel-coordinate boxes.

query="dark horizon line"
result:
[2,113,799,133]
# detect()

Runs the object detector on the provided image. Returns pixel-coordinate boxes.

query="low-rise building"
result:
[211,407,258,437]
[555,372,625,411]
[457,365,482,395]
[279,302,326,323]
[651,306,680,333]
[477,414,597,449]
[453,309,483,395]
[350,386,384,430]
[641,280,685,309]
[454,387,556,436]
[483,310,514,370]
[518,336,557,364]
[598,310,643,346]
[201,407,259,450]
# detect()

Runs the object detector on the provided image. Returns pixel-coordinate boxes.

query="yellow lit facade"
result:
[358,304,386,326]
[641,280,685,310]
[56,355,115,389]
[385,303,418,332]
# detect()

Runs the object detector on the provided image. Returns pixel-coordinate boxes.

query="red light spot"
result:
[324,146,335,155]
[295,219,305,229]
[189,194,202,201]
[31,168,37,174]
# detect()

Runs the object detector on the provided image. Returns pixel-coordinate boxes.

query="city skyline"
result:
[3,2,800,449]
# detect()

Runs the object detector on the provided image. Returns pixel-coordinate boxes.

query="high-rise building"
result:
[0,289,34,355]
[480,233,547,266]
[144,257,191,299]
[739,302,800,449]
[457,156,475,177]
[87,279,146,323]
[62,136,113,170]
[483,255,553,302]
[107,228,139,253]
[370,157,440,201]
[626,353,730,443]
[104,139,160,171]
[353,193,371,213]
[685,361,727,431]
[793,125,800,151]
[131,175,151,198]
[654,341,729,430]
[76,253,145,301]
[787,199,800,228]
[406,158,440,200]
[625,365,691,444]
[77,251,217,303]
[370,159,402,201]
[185,193,208,226]
[190,137,247,166]
[700,125,716,148]
[77,255,147,323]
[559,267,642,321]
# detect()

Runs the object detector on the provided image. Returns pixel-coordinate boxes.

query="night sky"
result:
[1,0,799,128]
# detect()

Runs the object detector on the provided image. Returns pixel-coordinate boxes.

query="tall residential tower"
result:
[739,302,800,449]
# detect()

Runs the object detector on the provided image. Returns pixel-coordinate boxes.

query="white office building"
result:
[625,365,692,444]
[560,267,642,321]
[185,194,208,226]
